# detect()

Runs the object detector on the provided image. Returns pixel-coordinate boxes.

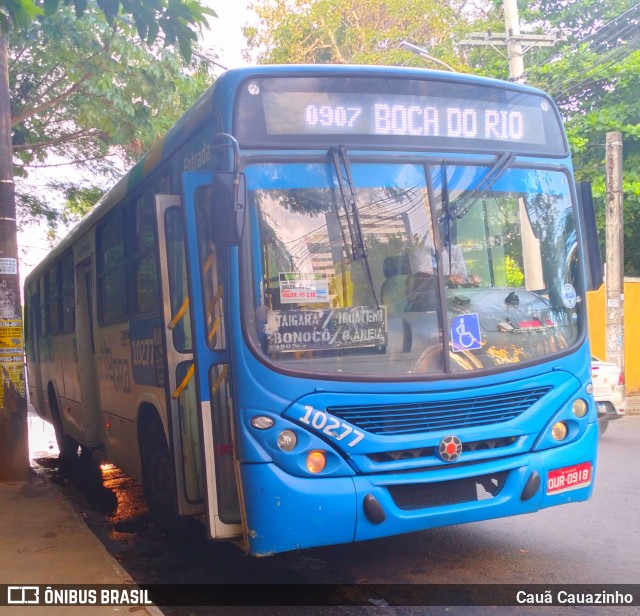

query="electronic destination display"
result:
[266,91,545,143]
[234,76,567,155]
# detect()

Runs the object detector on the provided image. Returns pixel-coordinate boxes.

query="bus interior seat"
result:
[406,272,439,312]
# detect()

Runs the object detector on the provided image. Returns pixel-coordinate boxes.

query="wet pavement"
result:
[27,410,331,587]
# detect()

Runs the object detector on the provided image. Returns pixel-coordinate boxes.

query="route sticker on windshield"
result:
[451,313,482,352]
[279,272,329,304]
[561,284,577,309]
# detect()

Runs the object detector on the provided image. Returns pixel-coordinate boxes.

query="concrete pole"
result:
[605,131,624,374]
[503,0,525,81]
[0,35,29,481]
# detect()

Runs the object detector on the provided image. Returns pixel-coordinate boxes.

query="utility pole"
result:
[460,0,564,82]
[0,34,29,482]
[503,0,524,81]
[605,131,625,374]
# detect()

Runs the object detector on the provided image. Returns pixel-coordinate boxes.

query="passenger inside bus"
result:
[381,235,476,313]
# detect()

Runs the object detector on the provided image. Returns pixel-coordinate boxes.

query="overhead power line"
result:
[525,3,640,99]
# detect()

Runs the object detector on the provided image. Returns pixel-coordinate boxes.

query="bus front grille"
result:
[387,471,509,510]
[328,386,551,435]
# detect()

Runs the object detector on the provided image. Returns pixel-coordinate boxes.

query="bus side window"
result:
[96,207,128,323]
[133,193,160,315]
[45,266,59,336]
[195,186,226,351]
[165,207,193,353]
[60,252,75,334]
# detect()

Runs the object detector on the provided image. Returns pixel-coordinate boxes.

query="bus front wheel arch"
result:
[140,417,178,529]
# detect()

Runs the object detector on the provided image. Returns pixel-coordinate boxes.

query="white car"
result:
[591,356,626,436]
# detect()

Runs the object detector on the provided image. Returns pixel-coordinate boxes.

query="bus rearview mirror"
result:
[576,181,603,291]
[211,172,246,245]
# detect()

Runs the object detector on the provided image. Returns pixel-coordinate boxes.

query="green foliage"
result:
[0,0,42,31]
[10,4,217,231]
[244,0,467,71]
[515,0,640,275]
[0,1,215,60]
[505,255,524,287]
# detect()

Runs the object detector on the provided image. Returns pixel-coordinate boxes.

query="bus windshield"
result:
[245,158,581,378]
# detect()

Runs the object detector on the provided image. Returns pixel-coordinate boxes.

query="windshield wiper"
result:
[331,145,368,260]
[450,151,516,219]
[330,145,379,306]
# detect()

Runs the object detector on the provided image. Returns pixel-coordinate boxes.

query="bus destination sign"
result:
[265,306,387,354]
[236,76,565,153]
[263,91,549,145]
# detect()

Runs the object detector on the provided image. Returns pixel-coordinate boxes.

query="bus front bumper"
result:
[240,422,597,556]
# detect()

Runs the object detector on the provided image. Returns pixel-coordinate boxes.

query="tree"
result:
[243,0,470,70]
[0,0,215,479]
[10,6,216,232]
[491,0,640,275]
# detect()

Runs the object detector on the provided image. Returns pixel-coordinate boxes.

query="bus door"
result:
[155,188,243,541]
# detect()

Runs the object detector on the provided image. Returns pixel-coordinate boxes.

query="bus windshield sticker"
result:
[279,272,330,305]
[450,313,482,352]
[561,284,577,309]
[265,306,387,353]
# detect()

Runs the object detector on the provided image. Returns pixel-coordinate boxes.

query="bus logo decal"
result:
[438,435,462,462]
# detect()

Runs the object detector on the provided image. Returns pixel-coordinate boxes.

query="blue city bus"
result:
[24,65,602,556]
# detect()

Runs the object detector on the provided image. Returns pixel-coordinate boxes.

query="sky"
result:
[203,0,254,70]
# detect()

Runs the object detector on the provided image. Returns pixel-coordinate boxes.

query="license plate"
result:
[546,462,592,494]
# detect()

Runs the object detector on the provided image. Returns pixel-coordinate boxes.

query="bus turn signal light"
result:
[306,450,326,474]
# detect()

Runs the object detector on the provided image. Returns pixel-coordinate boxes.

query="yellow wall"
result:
[587,279,640,393]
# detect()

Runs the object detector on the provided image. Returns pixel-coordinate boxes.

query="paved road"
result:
[29,413,640,615]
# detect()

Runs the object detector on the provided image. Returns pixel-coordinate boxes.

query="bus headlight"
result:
[277,430,297,452]
[571,398,588,418]
[306,450,326,474]
[551,422,568,441]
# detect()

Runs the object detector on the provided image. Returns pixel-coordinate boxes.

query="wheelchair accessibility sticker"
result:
[451,313,482,352]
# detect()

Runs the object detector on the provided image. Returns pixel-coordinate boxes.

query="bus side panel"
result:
[95,321,140,480]
[38,337,60,421]
[56,332,85,442]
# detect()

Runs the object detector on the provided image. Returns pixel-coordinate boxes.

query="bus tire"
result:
[140,419,177,529]
[49,388,79,464]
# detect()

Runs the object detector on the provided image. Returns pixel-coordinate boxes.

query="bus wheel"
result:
[49,392,79,464]
[141,419,177,529]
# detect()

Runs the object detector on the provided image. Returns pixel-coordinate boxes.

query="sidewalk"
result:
[0,412,163,615]
[0,477,163,615]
